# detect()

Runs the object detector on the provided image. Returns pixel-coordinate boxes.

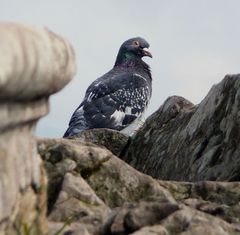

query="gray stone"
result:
[123,202,179,233]
[129,225,168,235]
[68,128,130,157]
[39,136,240,235]
[48,221,91,235]
[38,137,175,212]
[0,22,76,235]
[99,202,178,235]
[160,205,240,235]
[125,75,240,181]
[48,172,111,224]
[0,22,76,101]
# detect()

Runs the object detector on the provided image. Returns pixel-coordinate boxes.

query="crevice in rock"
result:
[47,176,64,215]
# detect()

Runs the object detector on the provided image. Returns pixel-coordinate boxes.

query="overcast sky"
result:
[1,1,240,137]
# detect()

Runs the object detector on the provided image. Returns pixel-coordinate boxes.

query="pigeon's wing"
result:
[78,72,151,130]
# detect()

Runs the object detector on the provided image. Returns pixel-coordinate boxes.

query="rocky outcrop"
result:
[125,74,240,181]
[0,22,76,234]
[38,135,240,235]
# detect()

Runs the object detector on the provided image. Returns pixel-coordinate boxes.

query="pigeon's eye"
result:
[133,41,140,46]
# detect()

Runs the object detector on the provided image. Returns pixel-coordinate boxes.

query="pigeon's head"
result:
[120,37,152,59]
[116,37,152,65]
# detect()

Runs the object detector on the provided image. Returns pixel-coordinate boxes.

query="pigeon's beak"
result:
[142,48,152,58]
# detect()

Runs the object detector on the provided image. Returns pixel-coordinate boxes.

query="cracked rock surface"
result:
[125,75,240,181]
[38,127,240,234]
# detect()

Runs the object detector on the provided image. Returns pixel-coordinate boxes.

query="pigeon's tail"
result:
[63,107,88,137]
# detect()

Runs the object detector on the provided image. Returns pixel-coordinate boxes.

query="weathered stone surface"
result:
[84,147,175,208]
[38,137,175,213]
[38,135,240,235]
[99,196,240,235]
[48,172,111,225]
[160,205,240,235]
[102,202,179,234]
[99,202,175,235]
[68,128,130,157]
[159,180,240,224]
[0,22,76,235]
[124,202,179,232]
[129,225,168,235]
[125,74,240,181]
[0,22,76,101]
[158,181,240,205]
[48,221,91,235]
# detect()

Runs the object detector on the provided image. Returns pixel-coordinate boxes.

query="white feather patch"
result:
[110,110,125,125]
[121,108,147,136]
[125,106,132,115]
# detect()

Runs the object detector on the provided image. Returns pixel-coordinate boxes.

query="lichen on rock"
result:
[126,74,240,182]
[38,127,240,234]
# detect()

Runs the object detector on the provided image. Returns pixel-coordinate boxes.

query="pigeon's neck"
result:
[115,51,138,66]
[114,52,152,80]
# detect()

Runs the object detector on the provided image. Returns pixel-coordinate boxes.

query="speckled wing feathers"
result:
[63,71,151,137]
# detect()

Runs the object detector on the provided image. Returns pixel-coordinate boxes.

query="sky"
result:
[1,1,240,137]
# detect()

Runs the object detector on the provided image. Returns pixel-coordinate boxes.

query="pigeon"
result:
[63,37,152,137]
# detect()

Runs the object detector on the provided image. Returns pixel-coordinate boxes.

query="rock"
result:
[0,22,76,235]
[0,22,76,101]
[37,138,112,213]
[109,202,178,234]
[38,134,240,235]
[38,137,177,234]
[160,205,240,235]
[123,202,179,232]
[159,180,240,224]
[68,128,130,157]
[99,202,178,235]
[48,221,91,235]
[183,198,228,217]
[129,225,168,235]
[84,147,176,208]
[125,75,240,181]
[48,172,111,225]
[38,137,175,210]
[158,180,240,205]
